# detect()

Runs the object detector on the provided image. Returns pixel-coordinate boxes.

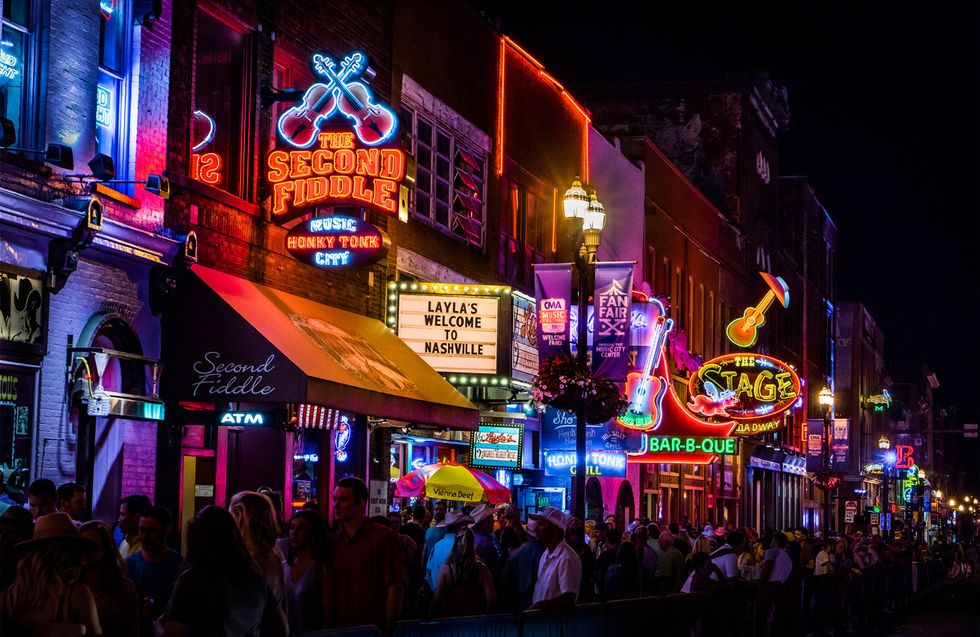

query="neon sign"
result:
[269,51,404,218]
[543,450,627,477]
[267,132,405,216]
[96,85,113,129]
[334,414,351,462]
[894,444,914,470]
[867,389,892,412]
[278,52,397,148]
[617,316,673,431]
[100,0,115,19]
[218,411,273,426]
[285,215,390,269]
[191,110,222,186]
[726,272,790,348]
[0,44,20,81]
[686,354,801,434]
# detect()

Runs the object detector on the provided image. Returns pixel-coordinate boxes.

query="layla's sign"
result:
[686,354,801,433]
[543,450,627,477]
[269,52,404,218]
[285,215,390,268]
[396,294,499,374]
[470,423,523,470]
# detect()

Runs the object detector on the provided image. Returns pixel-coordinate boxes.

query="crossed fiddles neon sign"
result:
[277,51,398,148]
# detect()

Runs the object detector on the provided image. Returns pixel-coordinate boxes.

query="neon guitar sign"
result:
[617,316,673,431]
[726,272,790,348]
[278,52,397,148]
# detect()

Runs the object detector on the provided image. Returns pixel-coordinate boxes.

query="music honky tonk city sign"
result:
[268,51,406,218]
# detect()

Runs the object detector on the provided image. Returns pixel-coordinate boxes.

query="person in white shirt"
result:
[814,539,835,575]
[760,533,793,583]
[529,507,581,609]
[709,530,745,580]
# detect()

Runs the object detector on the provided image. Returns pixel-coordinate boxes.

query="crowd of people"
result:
[0,476,977,636]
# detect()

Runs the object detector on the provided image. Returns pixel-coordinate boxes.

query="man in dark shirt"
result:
[469,504,503,581]
[399,504,427,549]
[595,527,622,599]
[327,477,407,631]
[126,505,183,636]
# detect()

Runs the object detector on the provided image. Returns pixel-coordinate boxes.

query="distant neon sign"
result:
[269,51,404,217]
[191,110,222,186]
[96,84,113,129]
[0,45,20,81]
[334,414,351,462]
[686,354,801,435]
[284,215,390,268]
[100,0,115,20]
[726,272,790,348]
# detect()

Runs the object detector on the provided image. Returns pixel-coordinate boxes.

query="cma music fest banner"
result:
[534,264,572,365]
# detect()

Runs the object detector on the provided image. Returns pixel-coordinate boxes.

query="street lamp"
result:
[818,387,834,536]
[879,435,892,539]
[563,178,606,521]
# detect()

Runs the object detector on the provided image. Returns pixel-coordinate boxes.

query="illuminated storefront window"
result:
[1,0,36,148]
[96,0,131,181]
[192,10,244,195]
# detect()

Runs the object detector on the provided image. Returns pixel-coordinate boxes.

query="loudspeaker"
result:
[88,153,115,181]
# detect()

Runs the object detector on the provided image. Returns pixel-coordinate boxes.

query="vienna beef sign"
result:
[268,51,405,219]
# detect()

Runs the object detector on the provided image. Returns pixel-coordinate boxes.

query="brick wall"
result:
[120,420,157,500]
[36,257,158,483]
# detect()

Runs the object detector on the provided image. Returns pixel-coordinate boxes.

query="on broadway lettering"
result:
[191,351,277,397]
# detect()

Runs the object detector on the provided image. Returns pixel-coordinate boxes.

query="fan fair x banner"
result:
[591,262,633,381]
[533,264,572,367]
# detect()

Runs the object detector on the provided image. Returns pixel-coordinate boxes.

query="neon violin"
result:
[315,55,397,146]
[725,272,790,348]
[617,315,673,431]
[277,53,365,149]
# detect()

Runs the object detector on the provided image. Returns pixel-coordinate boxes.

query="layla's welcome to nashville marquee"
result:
[267,51,406,218]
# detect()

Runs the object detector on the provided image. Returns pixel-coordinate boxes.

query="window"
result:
[192,10,246,196]
[697,283,705,355]
[1,0,38,148]
[508,180,544,253]
[96,0,131,181]
[687,275,694,336]
[646,247,656,293]
[401,104,487,248]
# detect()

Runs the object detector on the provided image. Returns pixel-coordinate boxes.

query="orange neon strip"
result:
[582,119,590,184]
[551,187,558,253]
[496,37,506,176]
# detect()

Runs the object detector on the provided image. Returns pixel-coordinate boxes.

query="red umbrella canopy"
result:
[394,462,510,504]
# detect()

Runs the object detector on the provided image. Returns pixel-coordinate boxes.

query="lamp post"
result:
[562,178,606,522]
[879,435,891,539]
[818,387,835,537]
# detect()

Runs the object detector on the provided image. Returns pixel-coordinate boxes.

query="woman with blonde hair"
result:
[0,512,103,636]
[79,520,140,637]
[230,491,286,610]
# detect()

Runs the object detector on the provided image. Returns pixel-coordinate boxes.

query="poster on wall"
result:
[806,419,825,472]
[0,366,36,498]
[0,269,46,355]
[510,293,537,385]
[832,418,849,466]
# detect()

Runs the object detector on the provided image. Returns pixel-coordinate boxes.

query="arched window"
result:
[616,480,635,528]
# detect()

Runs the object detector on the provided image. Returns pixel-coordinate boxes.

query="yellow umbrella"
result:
[394,462,510,503]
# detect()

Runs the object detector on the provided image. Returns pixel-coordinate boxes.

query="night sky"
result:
[477,3,980,427]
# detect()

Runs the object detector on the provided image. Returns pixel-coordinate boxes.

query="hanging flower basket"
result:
[532,356,629,424]
[813,468,842,490]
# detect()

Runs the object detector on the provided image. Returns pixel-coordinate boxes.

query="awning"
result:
[172,266,478,429]
[781,455,808,476]
[749,447,786,472]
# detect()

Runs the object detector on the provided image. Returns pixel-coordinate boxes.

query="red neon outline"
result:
[687,353,802,424]
[496,38,506,176]
[192,152,222,185]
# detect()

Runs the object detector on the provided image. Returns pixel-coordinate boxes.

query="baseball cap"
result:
[529,506,566,531]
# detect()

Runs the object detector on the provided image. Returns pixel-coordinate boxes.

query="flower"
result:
[532,356,629,424]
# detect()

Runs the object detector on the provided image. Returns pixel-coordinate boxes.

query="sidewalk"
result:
[889,580,979,637]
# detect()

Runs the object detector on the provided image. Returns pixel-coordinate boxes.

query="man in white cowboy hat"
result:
[469,504,503,581]
[529,507,581,609]
[424,509,474,593]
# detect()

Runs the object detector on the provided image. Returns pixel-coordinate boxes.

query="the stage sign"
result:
[686,354,801,435]
[285,215,390,268]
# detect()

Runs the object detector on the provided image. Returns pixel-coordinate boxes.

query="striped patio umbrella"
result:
[394,462,511,504]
